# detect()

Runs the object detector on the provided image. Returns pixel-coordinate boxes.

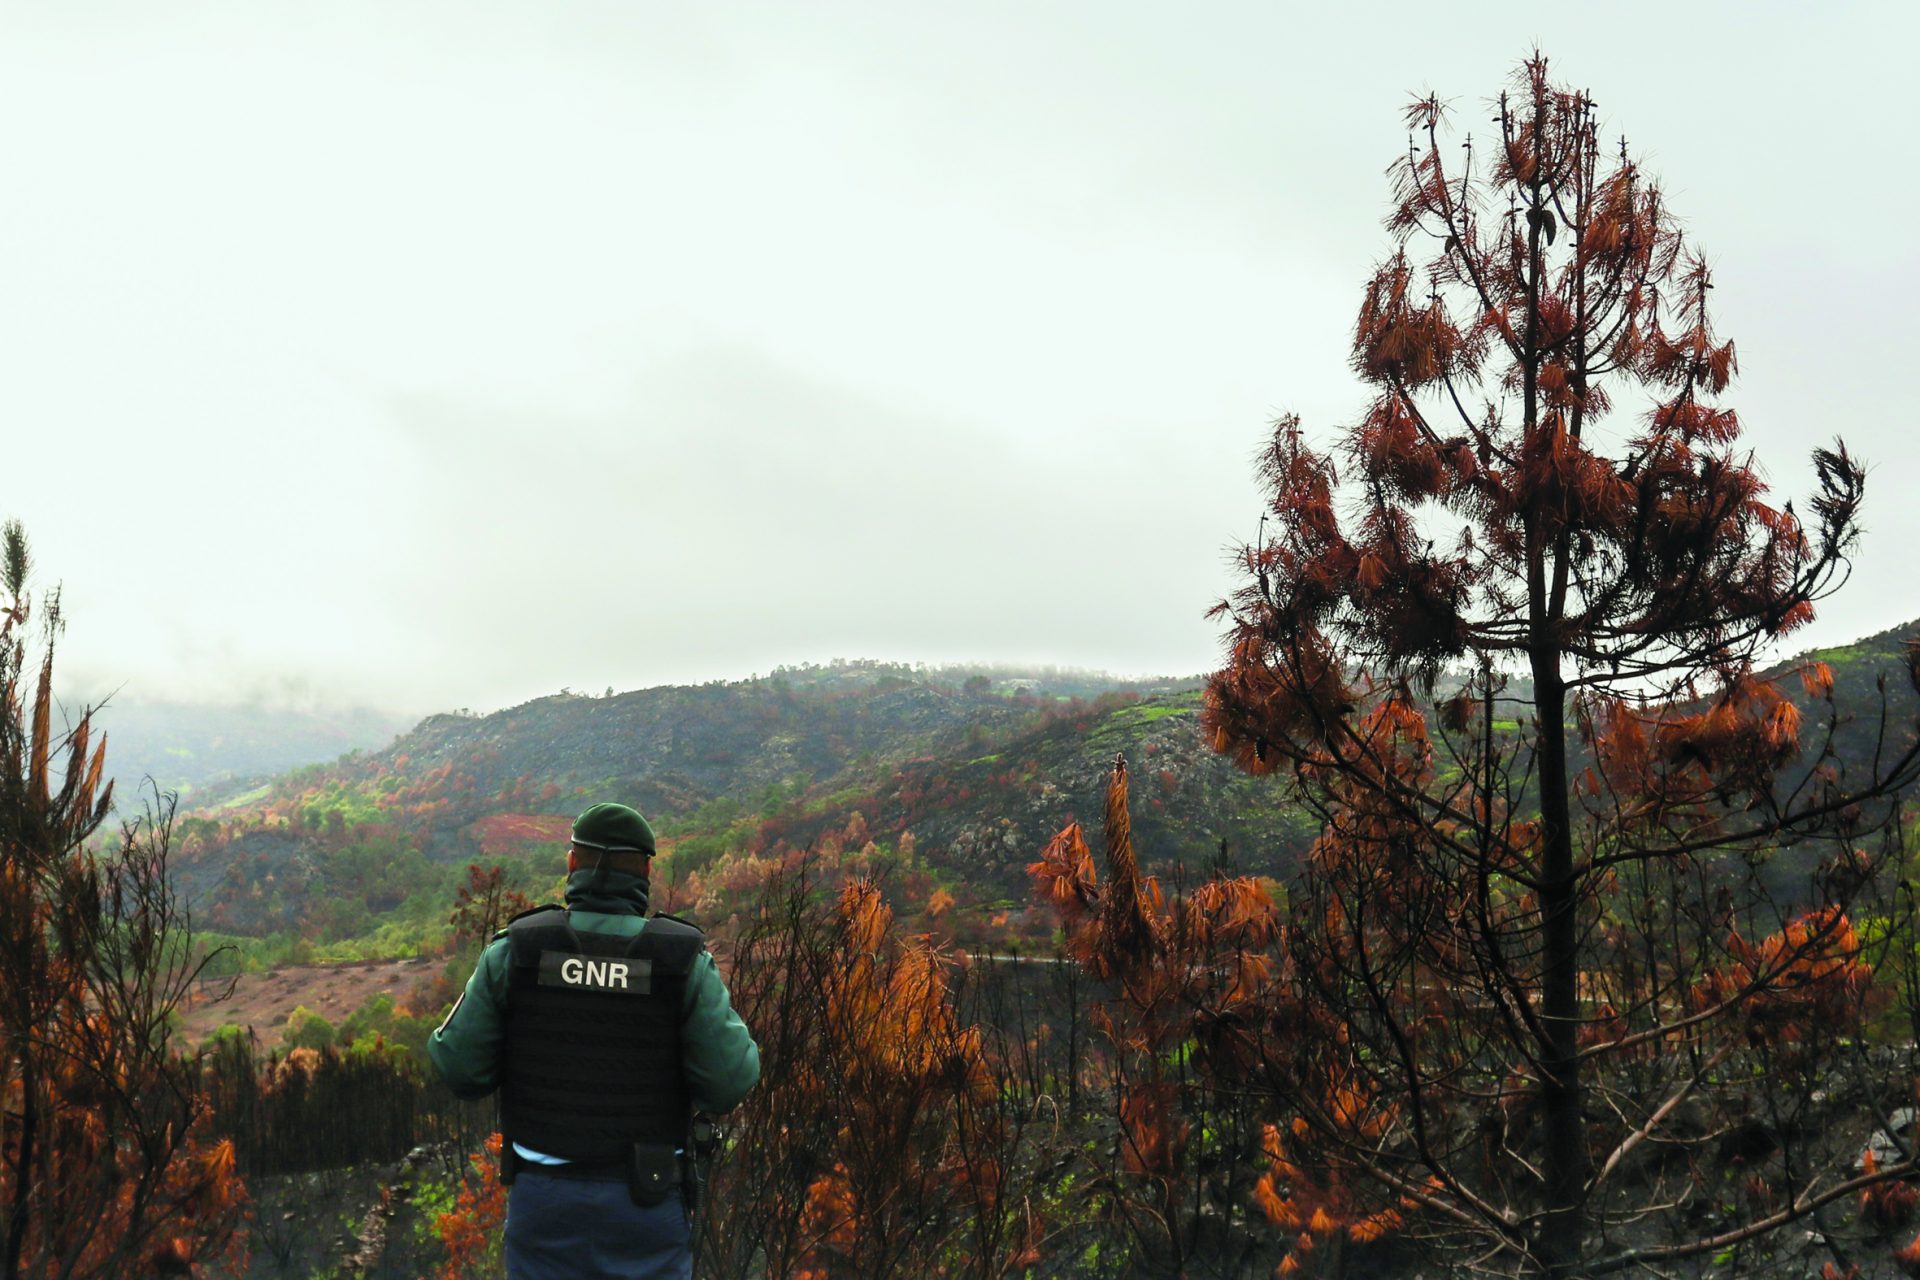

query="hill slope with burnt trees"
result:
[170,626,1920,962]
[171,662,1301,955]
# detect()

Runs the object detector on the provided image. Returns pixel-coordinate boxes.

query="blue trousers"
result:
[505,1172,692,1280]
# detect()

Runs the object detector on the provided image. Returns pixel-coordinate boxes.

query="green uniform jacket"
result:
[428,868,761,1116]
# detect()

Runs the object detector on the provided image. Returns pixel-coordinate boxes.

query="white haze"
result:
[2,1,1912,715]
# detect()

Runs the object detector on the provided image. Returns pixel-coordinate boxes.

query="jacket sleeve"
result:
[681,950,761,1114]
[428,937,512,1099]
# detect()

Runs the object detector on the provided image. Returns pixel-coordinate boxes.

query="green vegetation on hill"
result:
[171,663,1270,954]
[169,632,1920,964]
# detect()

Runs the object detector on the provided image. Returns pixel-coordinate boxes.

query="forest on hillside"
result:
[10,54,1920,1280]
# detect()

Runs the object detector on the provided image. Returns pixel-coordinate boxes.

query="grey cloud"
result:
[367,345,1248,708]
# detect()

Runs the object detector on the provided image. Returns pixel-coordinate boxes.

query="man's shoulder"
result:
[646,911,704,939]
[642,913,707,973]
[492,902,566,943]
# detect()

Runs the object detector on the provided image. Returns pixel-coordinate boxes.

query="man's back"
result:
[429,803,760,1279]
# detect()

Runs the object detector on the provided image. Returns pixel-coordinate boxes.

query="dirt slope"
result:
[178,957,442,1047]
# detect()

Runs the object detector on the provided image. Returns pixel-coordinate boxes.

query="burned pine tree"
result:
[0,520,246,1279]
[1204,56,1920,1279]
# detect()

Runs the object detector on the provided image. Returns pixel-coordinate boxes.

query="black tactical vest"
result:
[500,907,705,1165]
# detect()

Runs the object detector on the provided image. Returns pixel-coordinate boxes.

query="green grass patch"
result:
[805,785,869,816]
[210,784,270,813]
[1111,704,1191,724]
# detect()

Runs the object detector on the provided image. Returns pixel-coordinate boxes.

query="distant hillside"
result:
[1726,617,1920,829]
[168,661,1266,953]
[81,698,412,807]
[168,627,1920,964]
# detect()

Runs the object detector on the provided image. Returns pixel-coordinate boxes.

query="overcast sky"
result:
[3,2,1914,715]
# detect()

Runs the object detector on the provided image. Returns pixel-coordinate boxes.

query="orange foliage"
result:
[0,1076,250,1280]
[1030,821,1098,929]
[1860,1149,1919,1229]
[1694,907,1871,1047]
[794,1164,859,1280]
[434,1133,509,1280]
[1800,660,1836,699]
[466,811,573,858]
[825,881,986,1084]
[1118,1082,1184,1177]
[1,563,250,1278]
[1029,756,1386,1269]
[1255,1119,1410,1269]
[0,1008,250,1274]
[779,879,1015,1279]
[1033,759,1274,1022]
[1897,1231,1920,1279]
[1651,672,1805,787]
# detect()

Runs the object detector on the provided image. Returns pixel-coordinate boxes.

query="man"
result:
[430,802,760,1279]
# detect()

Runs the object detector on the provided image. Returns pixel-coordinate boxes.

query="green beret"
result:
[571,802,656,857]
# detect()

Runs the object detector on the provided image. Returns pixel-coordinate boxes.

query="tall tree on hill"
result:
[0,521,245,1278]
[1205,56,1920,1277]
[449,863,534,949]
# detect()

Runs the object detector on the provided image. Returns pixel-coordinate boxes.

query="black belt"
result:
[519,1159,626,1184]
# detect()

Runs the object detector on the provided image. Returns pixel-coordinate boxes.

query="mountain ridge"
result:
[165,625,1920,963]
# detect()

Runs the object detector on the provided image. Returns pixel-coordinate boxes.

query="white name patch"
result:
[537,950,652,994]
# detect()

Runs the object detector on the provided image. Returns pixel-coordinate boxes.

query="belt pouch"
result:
[626,1143,680,1208]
